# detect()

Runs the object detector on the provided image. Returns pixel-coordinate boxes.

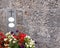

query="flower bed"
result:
[0,31,35,48]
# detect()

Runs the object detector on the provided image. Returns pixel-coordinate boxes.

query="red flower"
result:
[0,32,6,44]
[13,35,18,39]
[18,32,27,45]
[0,32,6,40]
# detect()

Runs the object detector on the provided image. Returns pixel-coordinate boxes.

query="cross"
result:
[9,9,14,17]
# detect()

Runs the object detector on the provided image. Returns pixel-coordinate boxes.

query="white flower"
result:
[25,43,29,47]
[5,33,9,36]
[9,39,12,42]
[25,36,31,38]
[30,45,32,47]
[10,35,13,37]
[25,43,27,45]
[4,44,9,46]
[33,46,35,47]
[4,38,7,41]
[8,36,12,38]
[31,39,35,43]
[13,41,16,43]
[30,42,33,45]
[29,39,35,46]
[26,44,29,47]
[8,47,10,48]
[14,38,17,40]
[5,32,11,36]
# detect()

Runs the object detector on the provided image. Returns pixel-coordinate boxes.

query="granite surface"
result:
[0,0,60,48]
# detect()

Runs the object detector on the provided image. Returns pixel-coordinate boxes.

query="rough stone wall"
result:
[0,0,60,48]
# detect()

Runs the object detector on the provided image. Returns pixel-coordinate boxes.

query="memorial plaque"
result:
[6,9,16,33]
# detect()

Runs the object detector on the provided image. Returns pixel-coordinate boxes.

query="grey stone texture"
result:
[0,0,60,48]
